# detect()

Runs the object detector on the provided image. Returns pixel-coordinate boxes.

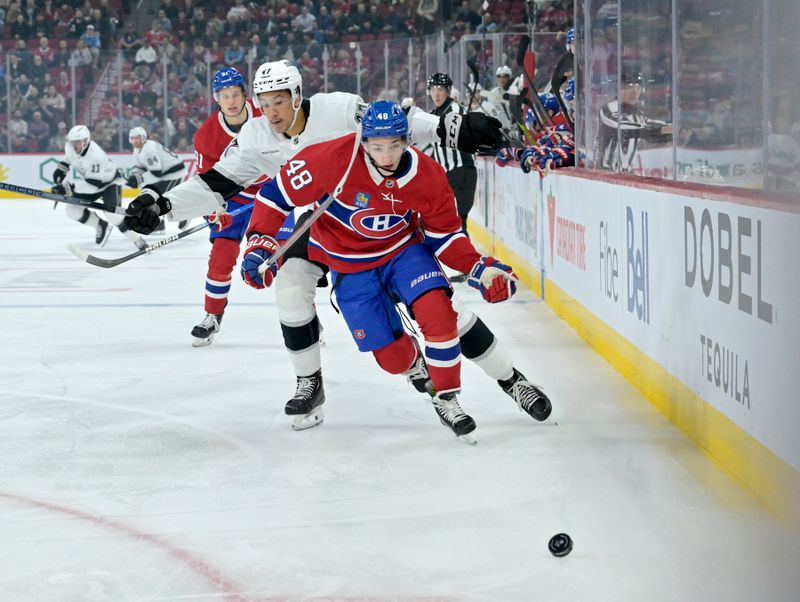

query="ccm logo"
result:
[354,329,366,339]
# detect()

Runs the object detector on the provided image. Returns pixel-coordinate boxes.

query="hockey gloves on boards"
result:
[495,147,524,167]
[240,234,280,289]
[438,112,505,154]
[469,256,518,303]
[124,187,172,234]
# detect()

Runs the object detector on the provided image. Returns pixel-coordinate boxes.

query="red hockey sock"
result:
[373,333,416,374]
[204,238,240,315]
[411,289,461,393]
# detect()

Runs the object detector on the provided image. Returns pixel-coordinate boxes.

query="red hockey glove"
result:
[206,209,233,232]
[468,256,518,303]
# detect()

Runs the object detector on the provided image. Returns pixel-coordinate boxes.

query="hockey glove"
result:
[125,172,143,189]
[438,111,505,154]
[51,181,73,197]
[468,256,518,303]
[52,162,68,185]
[240,234,280,289]
[124,187,172,234]
[520,146,547,174]
[495,147,523,167]
[205,209,233,232]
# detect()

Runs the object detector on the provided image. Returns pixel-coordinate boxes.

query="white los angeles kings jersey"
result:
[64,140,121,195]
[132,140,187,184]
[162,92,443,221]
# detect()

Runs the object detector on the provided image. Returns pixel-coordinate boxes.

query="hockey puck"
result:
[548,533,573,557]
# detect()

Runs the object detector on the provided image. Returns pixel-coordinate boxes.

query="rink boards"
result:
[470,160,800,528]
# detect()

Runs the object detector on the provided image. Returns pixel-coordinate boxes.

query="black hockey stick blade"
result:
[0,181,126,214]
[550,51,575,131]
[516,35,554,129]
[466,58,480,109]
[68,203,254,268]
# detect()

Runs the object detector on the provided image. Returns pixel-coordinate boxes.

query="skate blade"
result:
[456,432,477,446]
[191,335,214,348]
[292,407,324,431]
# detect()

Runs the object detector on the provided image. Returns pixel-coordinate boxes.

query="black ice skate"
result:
[95,218,111,246]
[178,220,189,230]
[285,369,325,431]
[403,339,434,396]
[432,391,477,445]
[499,368,552,422]
[190,313,222,347]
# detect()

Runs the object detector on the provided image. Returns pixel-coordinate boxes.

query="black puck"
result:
[548,533,573,557]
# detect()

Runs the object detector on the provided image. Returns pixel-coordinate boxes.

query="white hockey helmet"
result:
[496,65,513,78]
[67,124,91,153]
[252,60,303,107]
[128,126,147,145]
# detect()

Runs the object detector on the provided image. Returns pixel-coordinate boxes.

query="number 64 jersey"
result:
[249,132,483,276]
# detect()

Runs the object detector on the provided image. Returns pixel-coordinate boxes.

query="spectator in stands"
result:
[316,5,332,36]
[120,24,142,59]
[247,34,265,64]
[43,84,66,116]
[80,24,101,68]
[32,11,52,37]
[477,12,497,34]
[297,5,316,33]
[224,39,244,67]
[28,110,50,151]
[67,9,87,38]
[160,0,178,21]
[14,73,32,100]
[6,52,24,81]
[10,12,32,39]
[226,0,251,35]
[56,69,71,98]
[29,54,48,87]
[9,110,29,150]
[71,39,93,72]
[49,121,68,152]
[455,1,480,32]
[54,39,71,68]
[34,36,55,65]
[134,39,158,80]
[173,10,190,39]
[264,36,283,62]
[152,8,171,33]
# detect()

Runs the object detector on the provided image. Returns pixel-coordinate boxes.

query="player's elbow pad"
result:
[199,169,244,200]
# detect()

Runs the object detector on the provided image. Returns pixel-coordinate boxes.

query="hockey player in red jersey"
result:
[189,67,266,346]
[241,100,520,443]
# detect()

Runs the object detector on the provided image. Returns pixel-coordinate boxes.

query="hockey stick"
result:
[258,124,363,276]
[550,50,575,131]
[516,34,554,130]
[466,58,480,111]
[0,181,126,215]
[67,202,254,268]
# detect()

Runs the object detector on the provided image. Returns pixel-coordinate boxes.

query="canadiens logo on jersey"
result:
[349,208,412,240]
[354,192,370,208]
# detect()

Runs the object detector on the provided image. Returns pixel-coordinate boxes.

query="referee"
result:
[422,72,478,243]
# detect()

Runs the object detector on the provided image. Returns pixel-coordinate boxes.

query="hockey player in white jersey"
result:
[124,60,551,430]
[127,127,188,233]
[52,125,147,249]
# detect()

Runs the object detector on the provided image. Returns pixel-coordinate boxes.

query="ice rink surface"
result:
[1,199,798,601]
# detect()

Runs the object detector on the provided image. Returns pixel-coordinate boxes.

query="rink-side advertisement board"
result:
[0,152,196,197]
[474,160,799,525]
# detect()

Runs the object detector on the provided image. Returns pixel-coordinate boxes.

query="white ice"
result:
[1,199,798,602]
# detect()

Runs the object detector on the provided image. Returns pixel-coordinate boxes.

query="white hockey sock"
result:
[470,339,515,381]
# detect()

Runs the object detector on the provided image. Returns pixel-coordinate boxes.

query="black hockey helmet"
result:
[621,69,645,88]
[427,72,453,89]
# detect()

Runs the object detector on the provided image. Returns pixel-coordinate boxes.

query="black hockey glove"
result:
[438,112,505,154]
[52,163,68,185]
[125,187,171,234]
[125,172,143,189]
[51,182,73,196]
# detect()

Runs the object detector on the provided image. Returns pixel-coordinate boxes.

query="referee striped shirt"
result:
[421,98,475,172]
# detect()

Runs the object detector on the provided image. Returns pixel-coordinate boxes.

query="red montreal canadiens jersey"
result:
[251,133,482,274]
[193,99,264,196]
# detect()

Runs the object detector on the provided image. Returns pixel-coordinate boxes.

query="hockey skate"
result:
[403,339,435,396]
[285,369,325,430]
[95,218,112,246]
[432,391,476,445]
[499,368,552,422]
[178,220,189,230]
[191,313,222,347]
